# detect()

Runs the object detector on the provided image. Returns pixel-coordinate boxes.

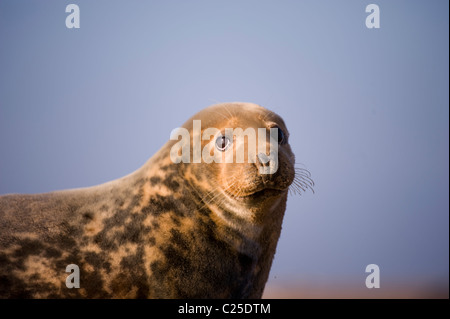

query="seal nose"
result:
[257,153,270,166]
[257,152,278,179]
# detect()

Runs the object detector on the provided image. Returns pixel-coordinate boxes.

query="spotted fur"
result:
[0,102,299,298]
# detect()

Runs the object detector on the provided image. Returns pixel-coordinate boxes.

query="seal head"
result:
[178,102,295,225]
[153,102,296,297]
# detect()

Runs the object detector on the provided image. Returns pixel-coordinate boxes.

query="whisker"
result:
[199,176,239,210]
[208,98,222,105]
[222,104,234,120]
[208,110,230,121]
[290,166,315,195]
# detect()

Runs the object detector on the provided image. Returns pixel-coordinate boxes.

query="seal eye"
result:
[215,135,231,151]
[276,127,286,145]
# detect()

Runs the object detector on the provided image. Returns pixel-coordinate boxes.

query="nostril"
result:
[257,152,279,176]
[257,153,270,165]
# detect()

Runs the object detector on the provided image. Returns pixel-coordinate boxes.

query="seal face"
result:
[0,102,312,298]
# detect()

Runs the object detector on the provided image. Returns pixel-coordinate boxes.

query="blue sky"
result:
[0,1,448,296]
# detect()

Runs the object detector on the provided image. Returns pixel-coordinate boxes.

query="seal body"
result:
[0,102,297,298]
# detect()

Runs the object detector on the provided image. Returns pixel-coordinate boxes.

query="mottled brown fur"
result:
[0,102,296,298]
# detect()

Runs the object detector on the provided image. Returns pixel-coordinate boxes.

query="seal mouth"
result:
[229,187,287,201]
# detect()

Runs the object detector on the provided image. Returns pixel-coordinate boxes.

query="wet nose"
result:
[257,152,279,177]
[257,153,270,166]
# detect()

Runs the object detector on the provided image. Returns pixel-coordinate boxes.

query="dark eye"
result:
[215,135,231,151]
[276,127,286,144]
